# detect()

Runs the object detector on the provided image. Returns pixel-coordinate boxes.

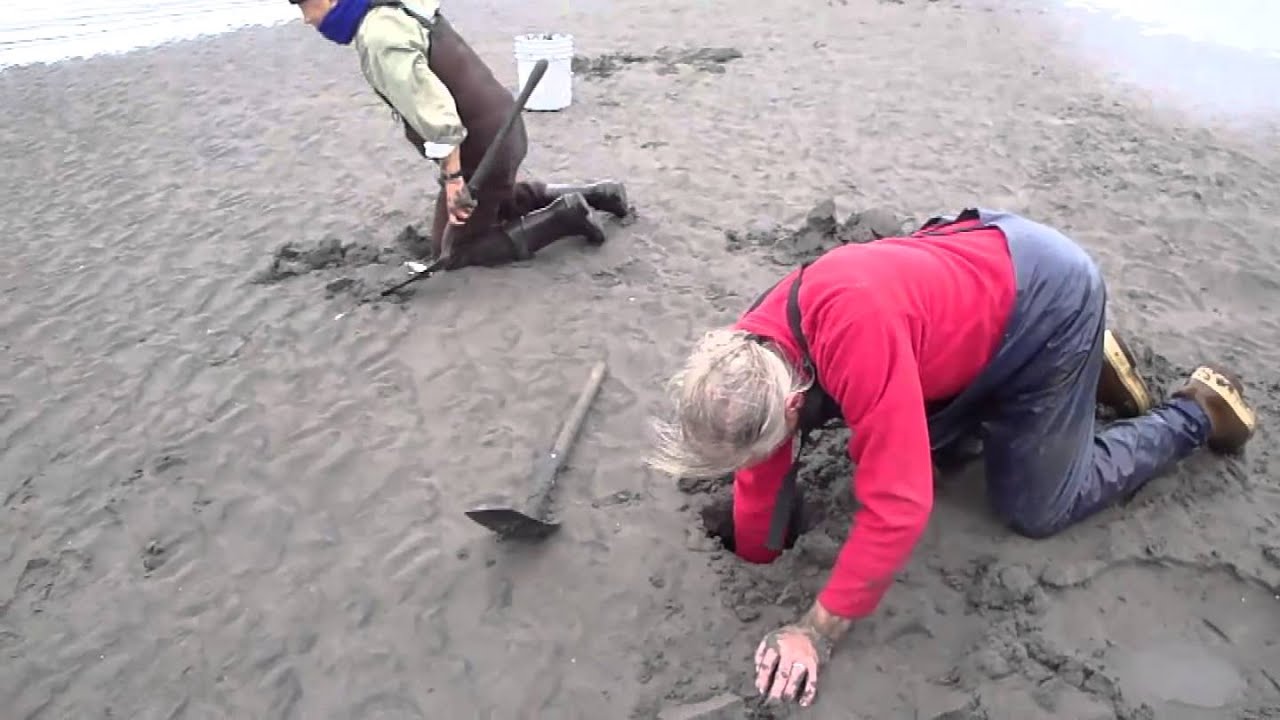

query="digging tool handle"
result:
[467,58,548,196]
[440,60,547,260]
[526,360,608,518]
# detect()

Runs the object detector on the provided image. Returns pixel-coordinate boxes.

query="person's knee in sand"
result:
[291,0,630,270]
[648,207,1257,709]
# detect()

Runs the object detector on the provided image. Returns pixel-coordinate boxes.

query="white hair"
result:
[649,327,809,479]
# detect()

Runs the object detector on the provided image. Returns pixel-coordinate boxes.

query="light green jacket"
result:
[354,0,466,159]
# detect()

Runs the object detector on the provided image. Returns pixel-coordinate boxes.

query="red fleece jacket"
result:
[731,218,1017,618]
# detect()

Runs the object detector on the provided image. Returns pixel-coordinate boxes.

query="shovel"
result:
[380,58,551,297]
[465,360,608,540]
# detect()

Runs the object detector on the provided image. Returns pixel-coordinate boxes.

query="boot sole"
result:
[1188,366,1257,452]
[1100,330,1153,417]
[607,184,630,218]
[586,180,629,218]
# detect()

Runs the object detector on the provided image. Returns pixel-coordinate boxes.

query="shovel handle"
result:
[468,58,549,193]
[527,360,608,514]
[553,360,608,460]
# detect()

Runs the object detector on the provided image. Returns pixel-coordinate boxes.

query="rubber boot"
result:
[453,192,606,268]
[543,181,630,218]
[508,192,607,252]
[1172,366,1257,453]
[1097,329,1153,418]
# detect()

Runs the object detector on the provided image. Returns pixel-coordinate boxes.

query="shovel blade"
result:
[464,506,560,540]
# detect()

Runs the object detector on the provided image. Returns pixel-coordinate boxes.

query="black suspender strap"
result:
[765,264,813,552]
[369,0,438,27]
[916,207,983,235]
[766,434,807,551]
[785,265,815,379]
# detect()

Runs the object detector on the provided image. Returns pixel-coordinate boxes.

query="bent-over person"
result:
[650,208,1256,708]
[292,0,629,268]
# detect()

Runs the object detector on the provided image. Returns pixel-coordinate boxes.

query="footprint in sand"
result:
[350,692,425,720]
[8,550,93,617]
[1038,563,1278,715]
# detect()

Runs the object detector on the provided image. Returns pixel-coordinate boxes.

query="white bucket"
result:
[513,33,574,111]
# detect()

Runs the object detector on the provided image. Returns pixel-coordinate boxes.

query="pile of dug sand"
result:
[573,46,744,79]
[249,225,437,303]
[725,198,911,266]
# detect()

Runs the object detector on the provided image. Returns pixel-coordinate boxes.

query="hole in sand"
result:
[695,491,819,554]
[698,495,736,552]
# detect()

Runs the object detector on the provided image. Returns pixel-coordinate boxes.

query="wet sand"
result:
[1,0,1278,718]
[1047,0,1280,125]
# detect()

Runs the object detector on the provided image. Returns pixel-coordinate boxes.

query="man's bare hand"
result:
[752,600,853,708]
[754,624,824,707]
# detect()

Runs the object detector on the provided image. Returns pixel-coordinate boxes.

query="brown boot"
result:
[1097,329,1153,417]
[1172,366,1257,453]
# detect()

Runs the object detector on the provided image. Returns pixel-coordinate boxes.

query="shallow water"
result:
[1065,0,1280,59]
[1049,0,1280,122]
[0,0,295,69]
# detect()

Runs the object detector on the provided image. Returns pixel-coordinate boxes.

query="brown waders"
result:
[386,7,629,268]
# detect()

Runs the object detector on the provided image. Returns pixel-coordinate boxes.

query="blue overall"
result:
[921,209,1212,536]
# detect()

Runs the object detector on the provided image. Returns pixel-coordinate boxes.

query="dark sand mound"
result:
[725,198,911,265]
[573,46,744,79]
[250,217,634,303]
[251,237,403,284]
[250,226,432,303]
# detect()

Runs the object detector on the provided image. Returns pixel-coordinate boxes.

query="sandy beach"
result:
[1,0,1278,718]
